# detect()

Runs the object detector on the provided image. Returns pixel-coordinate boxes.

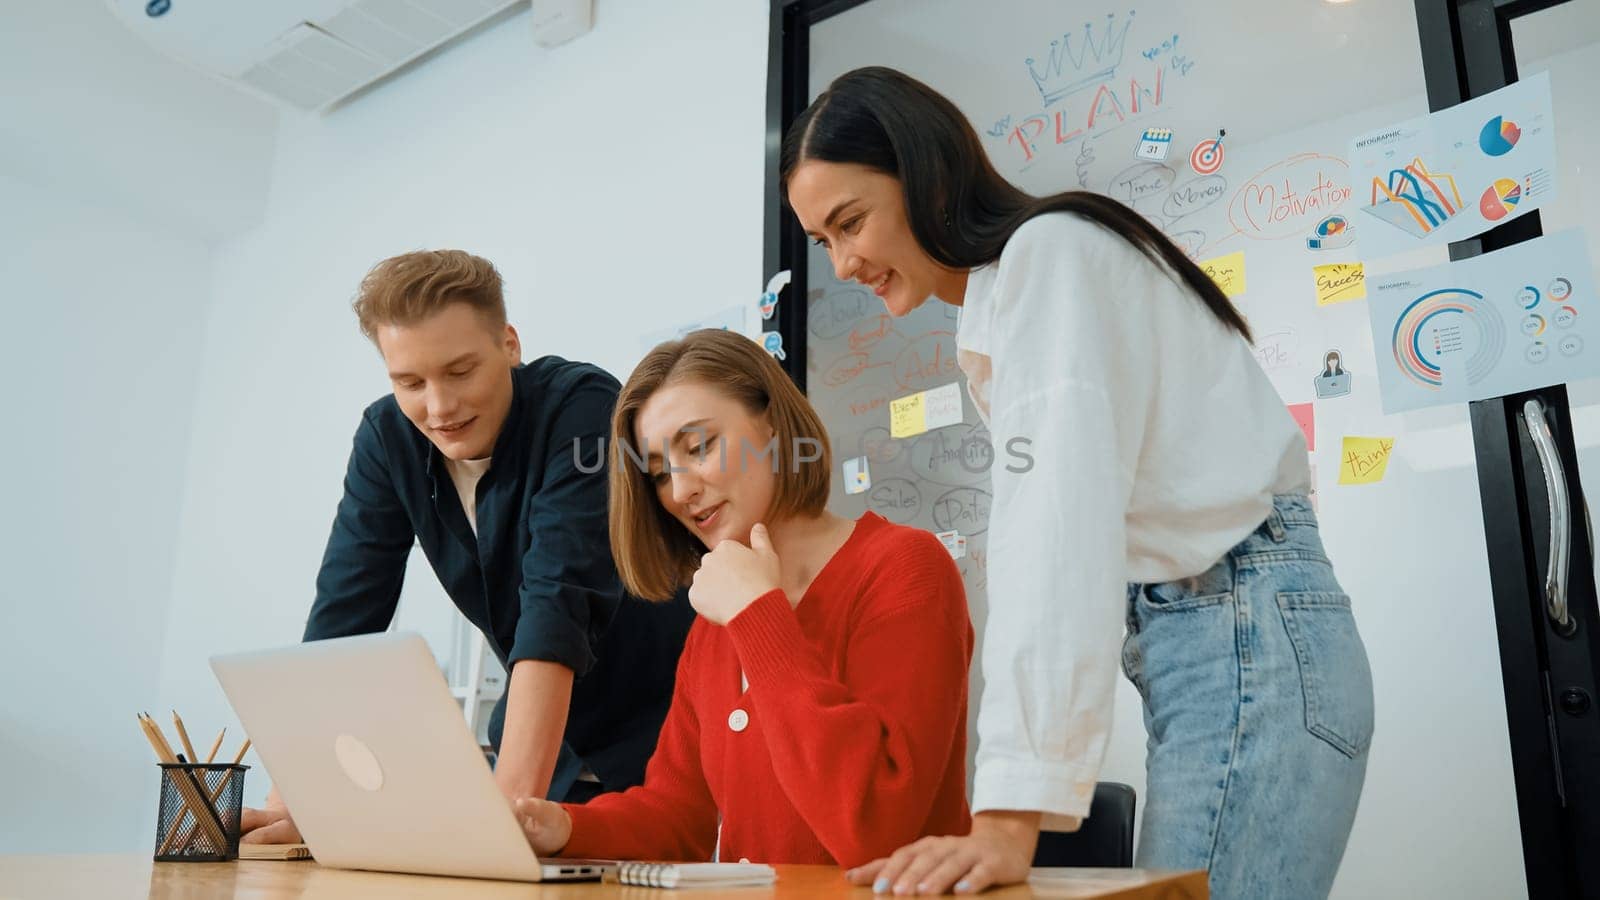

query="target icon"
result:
[1190,137,1225,175]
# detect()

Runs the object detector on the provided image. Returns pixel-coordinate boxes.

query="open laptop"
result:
[210,631,613,882]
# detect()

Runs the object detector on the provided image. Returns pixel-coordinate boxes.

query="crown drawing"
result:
[1025,11,1135,107]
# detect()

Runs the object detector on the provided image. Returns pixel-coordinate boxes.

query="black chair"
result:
[1031,782,1137,868]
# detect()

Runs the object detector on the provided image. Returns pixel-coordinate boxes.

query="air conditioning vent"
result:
[107,0,528,112]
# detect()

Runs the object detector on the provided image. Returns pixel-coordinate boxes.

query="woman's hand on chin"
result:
[688,523,783,625]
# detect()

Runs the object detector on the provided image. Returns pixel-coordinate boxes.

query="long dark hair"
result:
[779,66,1251,342]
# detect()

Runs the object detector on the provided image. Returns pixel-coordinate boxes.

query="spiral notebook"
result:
[611,862,776,889]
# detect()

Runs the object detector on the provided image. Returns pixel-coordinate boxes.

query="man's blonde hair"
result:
[352,250,506,341]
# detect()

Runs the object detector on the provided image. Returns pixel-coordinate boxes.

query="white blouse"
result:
[957,212,1308,828]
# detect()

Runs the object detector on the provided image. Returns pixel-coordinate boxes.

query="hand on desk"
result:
[240,805,302,844]
[513,796,572,855]
[845,810,1040,895]
[240,787,304,844]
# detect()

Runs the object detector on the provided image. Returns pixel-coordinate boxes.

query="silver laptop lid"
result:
[210,632,548,881]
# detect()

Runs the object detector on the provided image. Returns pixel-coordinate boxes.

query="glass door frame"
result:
[1415,2,1599,898]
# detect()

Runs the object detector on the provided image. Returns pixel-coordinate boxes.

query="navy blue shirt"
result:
[304,356,691,795]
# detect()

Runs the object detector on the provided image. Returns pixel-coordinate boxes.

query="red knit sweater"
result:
[560,512,972,868]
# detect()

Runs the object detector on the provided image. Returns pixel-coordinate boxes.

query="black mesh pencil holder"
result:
[152,763,248,861]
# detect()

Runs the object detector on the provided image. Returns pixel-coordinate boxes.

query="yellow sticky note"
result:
[1199,251,1247,298]
[1339,436,1395,485]
[1314,262,1367,306]
[890,392,927,438]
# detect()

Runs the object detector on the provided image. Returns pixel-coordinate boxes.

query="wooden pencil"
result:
[204,728,226,765]
[171,710,199,765]
[141,714,228,854]
[164,734,254,854]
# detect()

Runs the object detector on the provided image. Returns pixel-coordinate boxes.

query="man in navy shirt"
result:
[242,250,691,842]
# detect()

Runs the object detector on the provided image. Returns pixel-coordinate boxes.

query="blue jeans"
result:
[1121,494,1373,899]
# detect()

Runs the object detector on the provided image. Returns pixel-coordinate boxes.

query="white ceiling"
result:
[104,0,522,112]
[0,0,280,240]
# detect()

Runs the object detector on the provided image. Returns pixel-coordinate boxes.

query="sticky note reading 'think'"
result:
[1199,251,1247,298]
[1314,262,1367,306]
[1339,436,1395,485]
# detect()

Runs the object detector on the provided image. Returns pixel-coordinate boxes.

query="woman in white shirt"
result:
[781,66,1373,900]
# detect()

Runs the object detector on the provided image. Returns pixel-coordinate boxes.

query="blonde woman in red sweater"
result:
[511,327,973,868]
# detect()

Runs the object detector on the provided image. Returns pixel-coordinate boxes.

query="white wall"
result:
[0,0,274,854]
[0,173,214,852]
[154,0,770,810]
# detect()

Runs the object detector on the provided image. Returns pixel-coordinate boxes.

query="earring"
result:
[943,210,953,228]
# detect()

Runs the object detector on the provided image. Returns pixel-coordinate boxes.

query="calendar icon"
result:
[1136,128,1173,161]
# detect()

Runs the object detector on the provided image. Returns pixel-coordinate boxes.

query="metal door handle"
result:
[1524,398,1574,635]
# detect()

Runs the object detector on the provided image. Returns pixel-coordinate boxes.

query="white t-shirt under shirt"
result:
[956,212,1308,829]
[444,456,493,535]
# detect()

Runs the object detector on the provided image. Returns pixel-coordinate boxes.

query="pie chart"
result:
[1479,116,1521,156]
[1480,178,1522,221]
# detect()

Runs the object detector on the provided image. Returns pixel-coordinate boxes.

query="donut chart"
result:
[1391,288,1505,389]
[1479,178,1522,221]
[1479,115,1521,156]
[1373,230,1592,413]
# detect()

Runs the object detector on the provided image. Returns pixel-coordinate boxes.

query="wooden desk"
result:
[0,856,1207,899]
